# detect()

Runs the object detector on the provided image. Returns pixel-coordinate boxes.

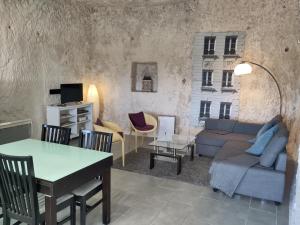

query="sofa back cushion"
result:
[246,124,279,156]
[233,122,263,135]
[205,119,236,132]
[256,115,282,138]
[259,123,289,167]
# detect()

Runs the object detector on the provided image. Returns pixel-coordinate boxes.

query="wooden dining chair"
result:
[0,153,76,225]
[73,130,112,225]
[41,124,71,145]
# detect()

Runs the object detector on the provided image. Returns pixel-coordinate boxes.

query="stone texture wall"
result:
[0,0,91,136]
[0,0,300,223]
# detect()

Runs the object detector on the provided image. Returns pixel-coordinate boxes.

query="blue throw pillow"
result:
[256,115,281,138]
[246,124,279,156]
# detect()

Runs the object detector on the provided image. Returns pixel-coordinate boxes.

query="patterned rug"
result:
[113,147,213,186]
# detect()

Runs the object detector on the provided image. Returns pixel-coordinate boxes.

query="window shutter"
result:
[228,72,232,86]
[224,37,230,55]
[222,71,227,87]
[202,71,206,86]
[204,37,209,55]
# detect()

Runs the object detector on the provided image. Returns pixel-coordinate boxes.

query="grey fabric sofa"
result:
[196,118,288,203]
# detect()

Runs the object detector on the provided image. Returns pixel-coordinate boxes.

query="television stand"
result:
[47,103,93,139]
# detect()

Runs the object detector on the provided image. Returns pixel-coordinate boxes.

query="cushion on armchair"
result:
[134,125,154,131]
[95,118,104,126]
[129,112,146,127]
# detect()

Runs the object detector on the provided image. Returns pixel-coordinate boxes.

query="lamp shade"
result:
[234,63,253,76]
[87,84,99,122]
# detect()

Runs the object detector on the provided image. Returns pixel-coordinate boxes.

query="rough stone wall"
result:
[0,0,300,223]
[0,0,91,137]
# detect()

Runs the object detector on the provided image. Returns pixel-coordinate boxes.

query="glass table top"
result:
[0,139,112,182]
[148,134,196,150]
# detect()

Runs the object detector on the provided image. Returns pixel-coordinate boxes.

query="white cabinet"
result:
[47,103,93,139]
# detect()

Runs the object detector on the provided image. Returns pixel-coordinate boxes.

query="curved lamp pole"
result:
[234,61,282,115]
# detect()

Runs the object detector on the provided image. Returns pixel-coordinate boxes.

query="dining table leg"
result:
[45,195,57,225]
[102,168,111,225]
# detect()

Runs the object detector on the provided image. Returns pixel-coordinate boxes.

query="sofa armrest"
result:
[233,122,263,135]
[275,152,287,172]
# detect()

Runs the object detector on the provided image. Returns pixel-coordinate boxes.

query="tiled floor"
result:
[85,168,288,225]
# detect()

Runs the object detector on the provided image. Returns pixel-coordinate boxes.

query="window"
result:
[202,70,213,87]
[222,70,233,87]
[203,36,216,55]
[199,101,211,119]
[219,102,231,119]
[224,36,237,55]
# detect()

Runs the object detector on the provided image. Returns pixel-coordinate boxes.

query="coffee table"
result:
[148,134,196,175]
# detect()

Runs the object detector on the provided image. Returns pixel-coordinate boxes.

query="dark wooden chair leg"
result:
[177,156,182,175]
[70,200,76,225]
[80,200,87,225]
[3,215,10,225]
[190,144,194,161]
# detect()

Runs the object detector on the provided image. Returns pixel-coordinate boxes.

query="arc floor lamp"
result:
[234,61,282,115]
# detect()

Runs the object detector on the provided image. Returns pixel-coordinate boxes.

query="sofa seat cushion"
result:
[196,131,227,147]
[196,130,255,147]
[214,140,252,162]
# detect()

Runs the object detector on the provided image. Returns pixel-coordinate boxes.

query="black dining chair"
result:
[41,124,71,145]
[73,130,113,225]
[0,153,76,225]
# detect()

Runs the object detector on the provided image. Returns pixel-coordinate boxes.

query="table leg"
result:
[45,195,57,225]
[150,152,155,169]
[102,168,111,225]
[190,144,194,161]
[177,155,182,175]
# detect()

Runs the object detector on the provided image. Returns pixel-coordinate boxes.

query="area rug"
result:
[113,147,213,186]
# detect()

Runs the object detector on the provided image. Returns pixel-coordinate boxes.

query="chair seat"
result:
[38,193,74,214]
[135,125,154,131]
[72,179,102,197]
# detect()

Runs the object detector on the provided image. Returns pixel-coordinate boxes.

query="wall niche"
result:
[131,62,158,92]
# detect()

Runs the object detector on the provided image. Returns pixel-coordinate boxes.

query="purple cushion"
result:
[129,112,146,127]
[96,118,103,126]
[135,125,154,131]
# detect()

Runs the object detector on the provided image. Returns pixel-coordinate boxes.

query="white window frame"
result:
[219,102,231,119]
[199,101,211,119]
[222,70,234,87]
[225,36,238,55]
[204,36,216,55]
[202,70,213,87]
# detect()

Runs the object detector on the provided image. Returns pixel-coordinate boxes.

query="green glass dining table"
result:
[0,139,113,225]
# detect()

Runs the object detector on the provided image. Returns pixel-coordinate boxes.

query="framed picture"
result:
[131,62,158,92]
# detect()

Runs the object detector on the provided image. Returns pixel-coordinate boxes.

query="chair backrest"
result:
[0,153,39,224]
[41,124,71,145]
[79,130,113,152]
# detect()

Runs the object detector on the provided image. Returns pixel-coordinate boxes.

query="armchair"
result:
[129,112,157,152]
[94,120,125,166]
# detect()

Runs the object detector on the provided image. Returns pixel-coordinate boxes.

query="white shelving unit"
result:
[47,103,93,139]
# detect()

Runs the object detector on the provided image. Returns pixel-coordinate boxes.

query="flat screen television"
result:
[60,83,83,104]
